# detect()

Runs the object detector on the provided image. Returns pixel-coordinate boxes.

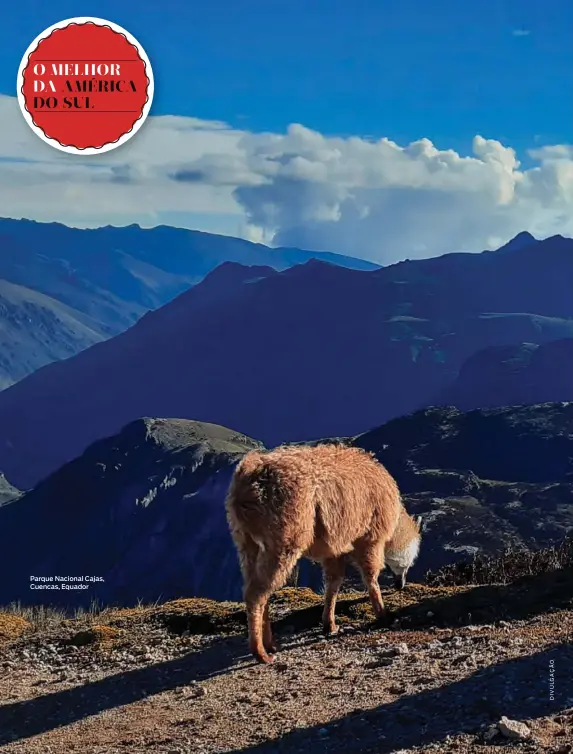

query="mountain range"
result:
[436,337,573,410]
[0,217,378,389]
[0,402,570,607]
[0,230,570,490]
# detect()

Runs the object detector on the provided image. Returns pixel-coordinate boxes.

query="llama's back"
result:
[225,448,316,551]
[300,444,403,554]
[226,444,402,557]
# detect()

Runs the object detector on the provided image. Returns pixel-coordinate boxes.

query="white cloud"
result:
[0,93,572,264]
[0,94,246,232]
[511,29,531,36]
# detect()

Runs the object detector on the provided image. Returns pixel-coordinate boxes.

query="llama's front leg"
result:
[353,540,387,621]
[321,556,346,635]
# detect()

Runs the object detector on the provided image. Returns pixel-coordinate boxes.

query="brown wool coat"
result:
[225,443,421,663]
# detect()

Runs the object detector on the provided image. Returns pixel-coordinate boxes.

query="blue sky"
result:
[1,0,571,159]
[0,0,571,260]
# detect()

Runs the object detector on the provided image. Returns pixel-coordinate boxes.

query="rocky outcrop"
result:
[0,473,20,506]
[0,419,262,606]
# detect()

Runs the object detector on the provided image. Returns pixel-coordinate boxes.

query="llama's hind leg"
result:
[263,602,276,654]
[321,556,346,636]
[236,533,259,586]
[353,539,387,621]
[244,548,301,664]
[245,588,269,664]
[234,534,271,662]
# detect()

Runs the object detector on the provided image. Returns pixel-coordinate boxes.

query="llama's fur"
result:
[225,443,422,663]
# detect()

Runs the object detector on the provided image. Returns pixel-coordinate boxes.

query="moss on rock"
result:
[0,612,31,642]
[69,624,123,646]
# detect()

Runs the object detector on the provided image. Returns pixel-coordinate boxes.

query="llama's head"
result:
[385,512,423,590]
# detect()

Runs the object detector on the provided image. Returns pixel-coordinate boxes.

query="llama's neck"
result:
[388,507,418,552]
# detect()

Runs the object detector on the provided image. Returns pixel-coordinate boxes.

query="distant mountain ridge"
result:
[435,338,573,410]
[0,231,570,489]
[0,217,378,389]
[0,278,105,390]
[493,230,537,252]
[0,403,570,607]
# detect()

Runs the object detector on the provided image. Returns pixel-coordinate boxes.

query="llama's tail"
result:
[225,450,271,537]
[233,449,267,477]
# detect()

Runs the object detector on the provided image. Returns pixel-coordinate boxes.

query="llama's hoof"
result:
[251,644,275,665]
[253,650,275,664]
[323,624,340,637]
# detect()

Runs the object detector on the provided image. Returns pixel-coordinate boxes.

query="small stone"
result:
[318,728,329,737]
[498,716,531,741]
[483,724,498,741]
[378,643,409,658]
[366,657,393,668]
[413,675,435,685]
[238,693,259,704]
[453,652,474,666]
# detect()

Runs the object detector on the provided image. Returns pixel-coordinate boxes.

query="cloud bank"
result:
[1,94,571,264]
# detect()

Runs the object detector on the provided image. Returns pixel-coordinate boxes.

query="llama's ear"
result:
[414,515,424,532]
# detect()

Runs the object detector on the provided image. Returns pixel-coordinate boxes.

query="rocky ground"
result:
[1,574,572,754]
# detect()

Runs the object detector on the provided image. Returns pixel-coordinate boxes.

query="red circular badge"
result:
[17,17,154,155]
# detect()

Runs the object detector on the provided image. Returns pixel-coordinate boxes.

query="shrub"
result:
[425,535,573,586]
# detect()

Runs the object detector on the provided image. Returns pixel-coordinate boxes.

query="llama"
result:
[225,443,422,664]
